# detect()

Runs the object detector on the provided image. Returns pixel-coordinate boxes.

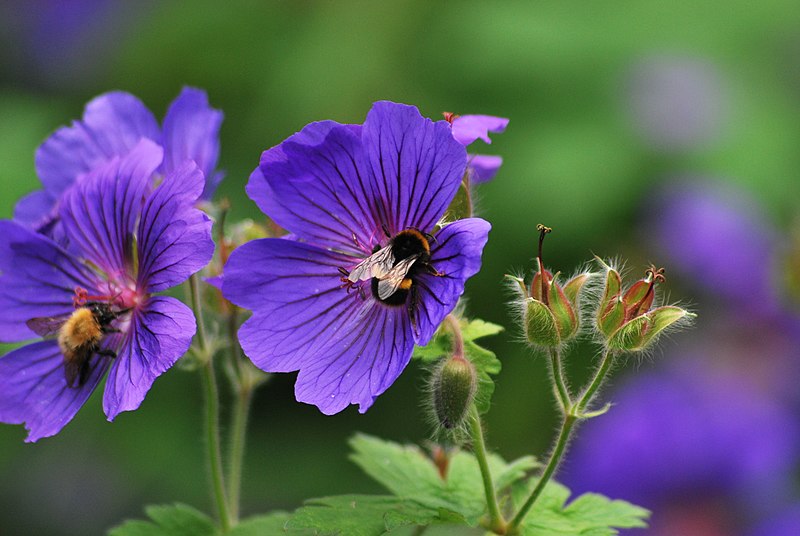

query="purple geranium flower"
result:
[223,101,490,414]
[15,86,223,232]
[448,113,508,183]
[0,139,214,441]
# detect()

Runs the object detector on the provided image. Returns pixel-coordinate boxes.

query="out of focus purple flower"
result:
[223,101,490,414]
[564,357,798,535]
[749,505,800,536]
[625,54,726,151]
[0,140,213,441]
[15,87,223,233]
[448,113,509,183]
[646,180,781,314]
[0,1,146,89]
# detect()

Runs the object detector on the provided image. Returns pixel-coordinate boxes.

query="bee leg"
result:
[102,326,122,334]
[381,224,391,238]
[97,349,117,359]
[423,231,436,244]
[408,285,419,334]
[424,264,446,277]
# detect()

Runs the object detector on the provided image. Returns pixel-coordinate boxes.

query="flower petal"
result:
[161,87,224,200]
[13,189,57,231]
[102,296,195,420]
[59,139,162,276]
[224,238,363,372]
[0,220,98,342]
[0,340,109,442]
[247,121,378,256]
[468,154,503,184]
[361,101,467,234]
[35,91,160,197]
[451,114,509,146]
[136,161,214,292]
[294,303,413,414]
[413,218,491,344]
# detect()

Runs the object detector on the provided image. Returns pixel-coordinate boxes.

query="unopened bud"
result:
[432,355,478,430]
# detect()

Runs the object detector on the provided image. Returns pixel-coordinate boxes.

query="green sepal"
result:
[444,179,472,221]
[607,315,649,351]
[563,272,591,307]
[596,259,621,310]
[637,306,693,349]
[548,279,579,341]
[525,298,561,347]
[599,297,626,338]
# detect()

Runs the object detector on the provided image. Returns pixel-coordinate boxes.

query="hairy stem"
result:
[508,349,616,534]
[469,404,507,534]
[548,347,571,411]
[190,274,231,531]
[227,381,253,523]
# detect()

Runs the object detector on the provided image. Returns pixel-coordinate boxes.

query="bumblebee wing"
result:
[64,345,94,388]
[377,255,419,300]
[348,246,395,282]
[26,315,69,338]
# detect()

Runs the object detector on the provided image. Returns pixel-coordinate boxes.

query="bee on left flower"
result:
[27,295,128,388]
[0,139,214,442]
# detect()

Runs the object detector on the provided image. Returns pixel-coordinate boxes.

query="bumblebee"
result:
[27,303,122,388]
[345,229,444,326]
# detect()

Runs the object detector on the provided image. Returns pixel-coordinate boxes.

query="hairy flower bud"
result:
[432,355,478,430]
[514,225,591,348]
[595,259,694,352]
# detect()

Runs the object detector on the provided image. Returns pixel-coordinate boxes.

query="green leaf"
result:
[107,503,217,536]
[349,434,536,525]
[512,479,649,535]
[229,512,308,535]
[413,318,504,363]
[464,340,501,414]
[286,495,461,535]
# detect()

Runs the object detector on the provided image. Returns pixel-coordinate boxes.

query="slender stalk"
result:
[226,382,253,523]
[548,347,571,411]
[576,349,615,413]
[469,404,507,534]
[507,414,576,533]
[190,274,231,532]
[508,349,616,534]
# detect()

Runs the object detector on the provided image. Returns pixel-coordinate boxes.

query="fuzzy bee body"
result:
[27,303,120,388]
[347,229,442,327]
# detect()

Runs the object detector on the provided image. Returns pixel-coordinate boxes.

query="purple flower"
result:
[223,101,490,414]
[564,357,798,534]
[0,139,214,441]
[15,87,223,232]
[448,113,508,183]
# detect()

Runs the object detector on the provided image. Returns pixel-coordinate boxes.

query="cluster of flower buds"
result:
[509,225,592,348]
[595,259,693,352]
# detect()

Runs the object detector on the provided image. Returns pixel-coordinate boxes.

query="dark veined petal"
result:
[35,91,160,198]
[136,161,214,292]
[468,154,503,184]
[294,303,413,414]
[59,139,162,276]
[13,189,57,231]
[0,340,110,442]
[102,296,195,420]
[161,87,224,200]
[451,114,509,146]
[223,238,363,372]
[247,121,378,256]
[0,220,99,342]
[412,218,491,344]
[223,238,415,414]
[361,101,467,234]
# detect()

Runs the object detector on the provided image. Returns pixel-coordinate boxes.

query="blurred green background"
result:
[1,1,800,534]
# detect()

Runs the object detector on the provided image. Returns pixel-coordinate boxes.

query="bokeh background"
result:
[2,1,800,535]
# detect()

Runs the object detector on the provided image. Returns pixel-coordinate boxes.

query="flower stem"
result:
[469,404,507,534]
[548,347,571,411]
[226,380,253,523]
[507,349,616,534]
[190,274,232,532]
[576,349,615,414]
[507,414,576,533]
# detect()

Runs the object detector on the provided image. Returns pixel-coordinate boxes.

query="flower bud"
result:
[432,355,478,430]
[515,225,591,348]
[595,260,694,352]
